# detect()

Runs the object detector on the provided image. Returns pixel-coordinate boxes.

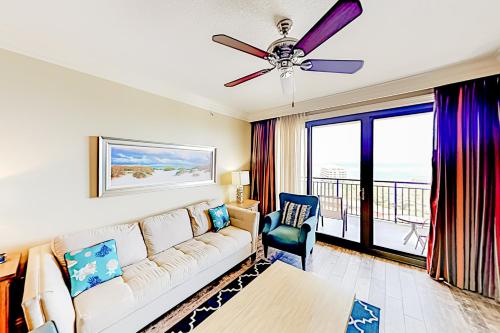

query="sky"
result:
[111,146,211,168]
[312,112,434,182]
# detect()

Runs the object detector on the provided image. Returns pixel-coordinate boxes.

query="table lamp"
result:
[232,171,250,204]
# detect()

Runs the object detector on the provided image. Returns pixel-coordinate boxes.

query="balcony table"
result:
[397,215,427,245]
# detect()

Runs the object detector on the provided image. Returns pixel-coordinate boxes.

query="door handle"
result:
[360,188,365,201]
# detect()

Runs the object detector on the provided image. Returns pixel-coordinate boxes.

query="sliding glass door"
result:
[310,121,361,243]
[306,103,434,265]
[373,113,433,256]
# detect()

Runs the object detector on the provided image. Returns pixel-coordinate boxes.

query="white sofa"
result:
[22,201,259,333]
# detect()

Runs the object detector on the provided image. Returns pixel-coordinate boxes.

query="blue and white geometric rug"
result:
[165,260,380,333]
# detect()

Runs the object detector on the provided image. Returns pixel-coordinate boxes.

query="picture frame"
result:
[96,137,216,197]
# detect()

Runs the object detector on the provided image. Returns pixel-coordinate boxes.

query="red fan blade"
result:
[300,59,364,73]
[294,0,363,56]
[213,34,270,59]
[224,68,274,87]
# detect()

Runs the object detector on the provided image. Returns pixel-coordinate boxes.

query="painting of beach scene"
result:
[98,137,216,195]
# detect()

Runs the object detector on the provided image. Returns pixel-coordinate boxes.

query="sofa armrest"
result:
[227,206,259,254]
[23,244,75,333]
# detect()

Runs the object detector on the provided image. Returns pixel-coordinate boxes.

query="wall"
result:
[0,49,251,253]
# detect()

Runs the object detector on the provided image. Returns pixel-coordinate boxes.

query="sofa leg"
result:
[250,253,257,262]
[301,255,306,271]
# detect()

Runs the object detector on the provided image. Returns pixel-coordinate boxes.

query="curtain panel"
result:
[428,74,499,301]
[275,113,307,206]
[250,119,277,218]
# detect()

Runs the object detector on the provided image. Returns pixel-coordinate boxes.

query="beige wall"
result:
[0,49,251,253]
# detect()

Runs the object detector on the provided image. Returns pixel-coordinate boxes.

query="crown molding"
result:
[245,52,500,122]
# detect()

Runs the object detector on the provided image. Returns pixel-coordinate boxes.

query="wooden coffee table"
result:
[193,261,355,333]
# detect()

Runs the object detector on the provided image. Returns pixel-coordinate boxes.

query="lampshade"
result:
[232,171,250,186]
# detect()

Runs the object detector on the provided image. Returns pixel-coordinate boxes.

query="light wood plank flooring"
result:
[298,241,500,333]
[143,240,500,333]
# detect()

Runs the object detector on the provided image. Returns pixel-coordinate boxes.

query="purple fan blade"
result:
[300,59,363,73]
[224,68,274,87]
[294,0,362,56]
[213,34,270,59]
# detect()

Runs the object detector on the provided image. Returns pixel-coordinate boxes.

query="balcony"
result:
[312,177,431,256]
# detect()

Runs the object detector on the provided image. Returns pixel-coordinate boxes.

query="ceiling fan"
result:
[212,0,364,100]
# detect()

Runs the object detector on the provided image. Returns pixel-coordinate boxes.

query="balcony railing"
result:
[311,177,431,222]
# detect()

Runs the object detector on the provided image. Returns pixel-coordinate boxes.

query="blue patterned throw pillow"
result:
[281,201,312,228]
[208,204,231,232]
[64,239,122,297]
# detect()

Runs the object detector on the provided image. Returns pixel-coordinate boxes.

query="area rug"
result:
[164,260,380,333]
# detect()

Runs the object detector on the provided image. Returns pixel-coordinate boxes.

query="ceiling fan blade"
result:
[300,59,364,73]
[224,68,274,87]
[293,0,363,56]
[213,34,270,59]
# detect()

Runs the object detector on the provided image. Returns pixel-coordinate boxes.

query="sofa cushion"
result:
[73,276,135,333]
[121,258,172,305]
[52,222,147,276]
[186,199,223,236]
[150,247,199,288]
[195,226,251,258]
[140,209,193,256]
[173,239,220,271]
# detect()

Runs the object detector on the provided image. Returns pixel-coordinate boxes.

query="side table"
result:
[227,199,260,212]
[0,252,21,333]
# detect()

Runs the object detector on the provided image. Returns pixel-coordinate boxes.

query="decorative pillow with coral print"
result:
[64,239,122,297]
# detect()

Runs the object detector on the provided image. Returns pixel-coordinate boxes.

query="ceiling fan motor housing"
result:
[267,18,303,71]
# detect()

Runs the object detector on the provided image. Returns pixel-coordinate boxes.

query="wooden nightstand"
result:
[228,199,260,212]
[0,252,21,333]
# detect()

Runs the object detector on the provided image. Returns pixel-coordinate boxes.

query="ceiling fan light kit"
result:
[212,0,364,105]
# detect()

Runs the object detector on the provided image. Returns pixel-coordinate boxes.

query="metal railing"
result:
[311,177,431,222]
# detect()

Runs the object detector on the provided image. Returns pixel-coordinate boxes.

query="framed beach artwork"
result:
[96,137,216,196]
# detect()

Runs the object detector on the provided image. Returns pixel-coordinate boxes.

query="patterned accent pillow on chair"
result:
[208,204,231,232]
[64,239,122,297]
[281,201,312,228]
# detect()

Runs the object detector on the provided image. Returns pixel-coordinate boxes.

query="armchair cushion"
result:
[266,225,300,254]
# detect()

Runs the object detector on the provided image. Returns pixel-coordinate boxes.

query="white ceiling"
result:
[1,0,499,120]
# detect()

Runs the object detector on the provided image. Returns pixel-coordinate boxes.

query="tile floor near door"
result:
[317,216,429,256]
[303,242,500,333]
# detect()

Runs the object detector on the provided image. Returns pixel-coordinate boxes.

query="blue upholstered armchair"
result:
[262,193,319,270]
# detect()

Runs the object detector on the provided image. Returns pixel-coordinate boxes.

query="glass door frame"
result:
[306,102,434,267]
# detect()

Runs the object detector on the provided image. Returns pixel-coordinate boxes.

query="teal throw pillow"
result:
[64,239,122,297]
[208,204,231,232]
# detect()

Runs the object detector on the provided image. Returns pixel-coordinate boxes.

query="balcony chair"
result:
[262,193,319,270]
[318,195,348,238]
[415,219,431,255]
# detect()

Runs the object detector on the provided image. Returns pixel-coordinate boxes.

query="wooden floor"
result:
[301,241,500,333]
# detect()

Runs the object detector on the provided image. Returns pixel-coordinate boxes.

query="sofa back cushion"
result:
[186,199,223,236]
[140,208,193,256]
[52,222,147,275]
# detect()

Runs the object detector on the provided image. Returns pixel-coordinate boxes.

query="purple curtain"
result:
[428,74,500,301]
